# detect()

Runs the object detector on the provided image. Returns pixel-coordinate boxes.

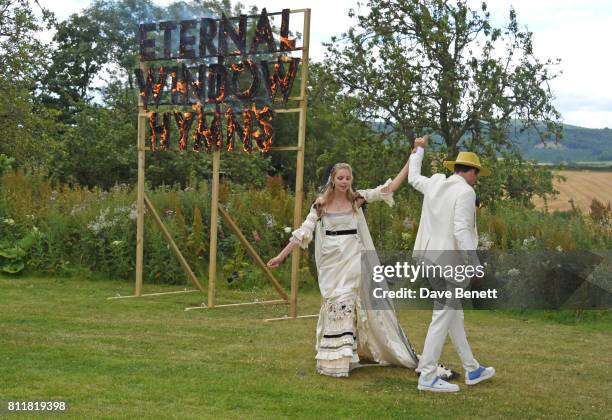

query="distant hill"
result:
[510,124,612,163]
[370,121,612,164]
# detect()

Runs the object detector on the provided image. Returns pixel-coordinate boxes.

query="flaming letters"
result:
[137,8,299,153]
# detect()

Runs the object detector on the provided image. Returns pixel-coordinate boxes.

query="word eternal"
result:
[139,8,297,61]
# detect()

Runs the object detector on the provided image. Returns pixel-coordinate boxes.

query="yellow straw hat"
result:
[443,152,491,176]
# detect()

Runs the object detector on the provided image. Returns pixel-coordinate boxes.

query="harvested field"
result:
[533,170,612,211]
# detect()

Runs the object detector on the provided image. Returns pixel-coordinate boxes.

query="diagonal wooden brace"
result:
[144,194,205,292]
[218,205,290,301]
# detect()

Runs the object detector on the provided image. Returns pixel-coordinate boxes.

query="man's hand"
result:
[412,136,428,153]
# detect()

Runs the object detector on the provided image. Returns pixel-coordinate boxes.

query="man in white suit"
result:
[408,137,495,393]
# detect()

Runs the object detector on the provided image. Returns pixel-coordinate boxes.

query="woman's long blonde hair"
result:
[314,163,360,218]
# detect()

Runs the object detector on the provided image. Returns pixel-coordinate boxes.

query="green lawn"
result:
[1,277,610,419]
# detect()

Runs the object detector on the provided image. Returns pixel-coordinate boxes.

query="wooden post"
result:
[290,9,311,318]
[135,63,147,297]
[208,150,221,308]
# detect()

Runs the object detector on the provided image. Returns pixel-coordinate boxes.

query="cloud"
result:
[476,0,612,128]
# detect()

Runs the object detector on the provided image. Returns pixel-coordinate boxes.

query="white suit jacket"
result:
[408,148,478,254]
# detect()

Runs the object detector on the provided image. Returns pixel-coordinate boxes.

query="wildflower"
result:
[522,236,536,249]
[507,268,520,277]
[478,233,493,250]
[556,245,563,252]
[87,208,114,234]
[3,218,15,225]
[403,217,413,229]
[111,240,123,246]
[283,226,292,234]
[263,212,275,228]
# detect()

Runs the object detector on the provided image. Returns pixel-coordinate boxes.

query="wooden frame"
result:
[117,9,313,321]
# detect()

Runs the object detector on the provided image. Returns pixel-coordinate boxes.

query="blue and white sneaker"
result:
[417,376,460,393]
[465,366,495,385]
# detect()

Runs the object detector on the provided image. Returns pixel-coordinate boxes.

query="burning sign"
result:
[135,8,301,153]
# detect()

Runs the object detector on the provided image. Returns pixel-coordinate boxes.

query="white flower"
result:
[111,240,123,246]
[88,208,115,234]
[478,233,493,250]
[3,218,15,225]
[403,217,413,229]
[522,236,537,249]
[507,268,520,277]
[283,226,292,234]
[263,213,275,228]
[556,245,563,252]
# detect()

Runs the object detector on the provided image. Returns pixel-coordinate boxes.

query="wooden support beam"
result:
[263,314,319,322]
[135,63,147,297]
[218,206,290,301]
[290,9,311,319]
[208,150,221,307]
[108,290,200,300]
[143,194,204,292]
[185,299,286,311]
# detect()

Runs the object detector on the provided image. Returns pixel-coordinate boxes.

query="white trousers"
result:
[418,308,479,382]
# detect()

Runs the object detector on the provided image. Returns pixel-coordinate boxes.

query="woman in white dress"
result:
[267,142,456,378]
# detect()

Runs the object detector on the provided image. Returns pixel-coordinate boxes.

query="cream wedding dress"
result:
[290,180,423,377]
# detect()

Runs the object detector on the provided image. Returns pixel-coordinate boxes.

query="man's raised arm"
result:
[408,137,431,194]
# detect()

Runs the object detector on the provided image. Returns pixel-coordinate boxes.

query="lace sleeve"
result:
[356,179,394,207]
[289,205,319,249]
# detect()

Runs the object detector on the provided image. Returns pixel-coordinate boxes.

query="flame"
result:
[262,57,300,104]
[225,108,235,152]
[151,67,166,106]
[192,104,203,152]
[161,113,171,151]
[148,113,157,151]
[212,110,223,149]
[207,66,226,103]
[175,112,194,151]
[231,60,258,99]
[242,108,253,153]
[251,104,274,152]
[280,36,295,51]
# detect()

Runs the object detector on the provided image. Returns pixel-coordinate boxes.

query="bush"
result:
[1,170,610,286]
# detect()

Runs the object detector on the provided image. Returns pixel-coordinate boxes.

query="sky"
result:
[37,0,612,129]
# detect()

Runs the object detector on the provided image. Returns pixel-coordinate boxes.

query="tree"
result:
[326,0,562,158]
[40,13,114,122]
[0,0,60,168]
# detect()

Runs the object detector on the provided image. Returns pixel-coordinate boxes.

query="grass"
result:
[1,276,611,419]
